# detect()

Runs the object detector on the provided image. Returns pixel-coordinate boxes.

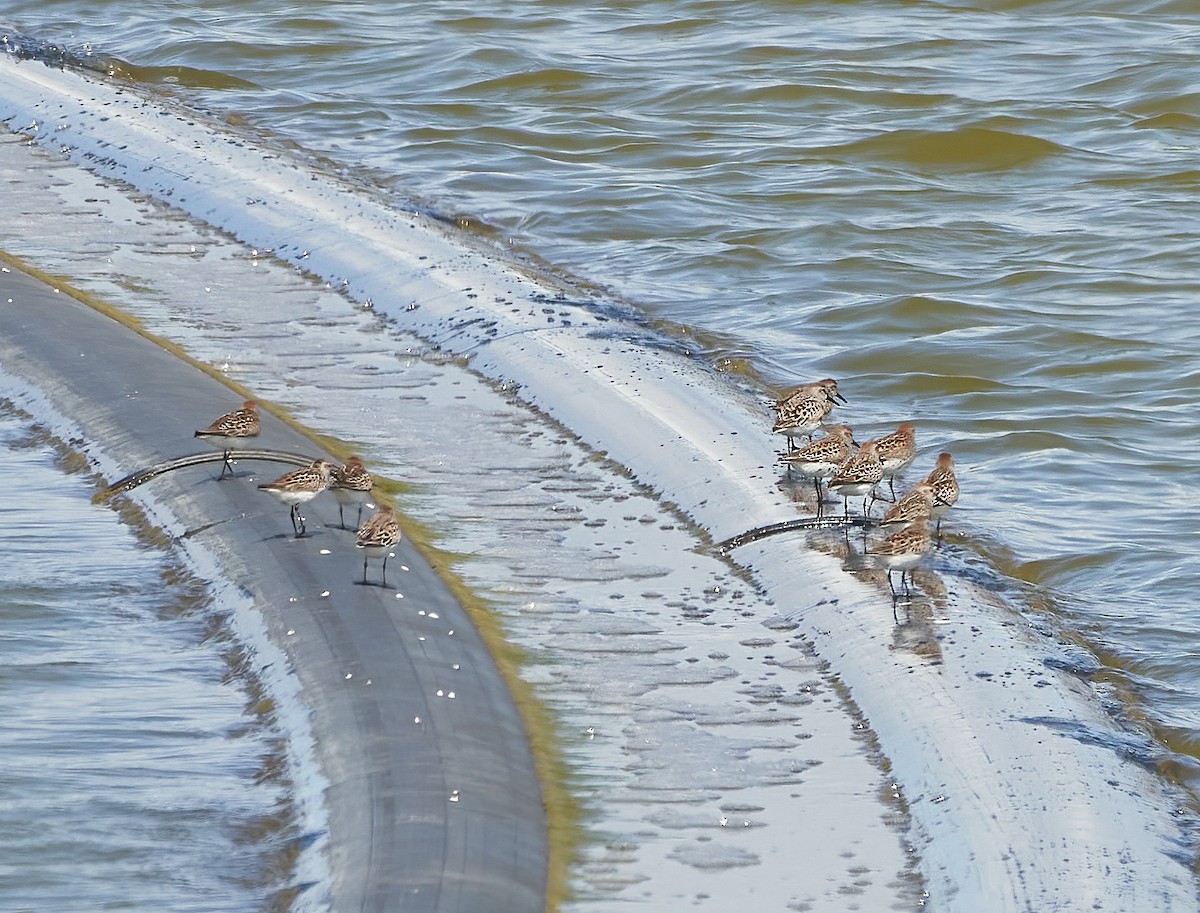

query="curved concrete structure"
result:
[1,51,1197,911]
[0,263,548,913]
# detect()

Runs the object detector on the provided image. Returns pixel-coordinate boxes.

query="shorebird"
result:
[828,439,883,517]
[330,456,374,530]
[770,379,846,449]
[194,400,260,478]
[773,378,846,413]
[779,424,858,503]
[880,480,939,527]
[257,459,333,538]
[356,504,403,586]
[924,452,959,542]
[873,516,932,602]
[772,395,832,449]
[875,422,916,499]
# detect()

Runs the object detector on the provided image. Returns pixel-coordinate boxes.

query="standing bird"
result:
[194,400,260,479]
[257,459,333,538]
[771,379,847,450]
[773,378,846,413]
[873,516,932,602]
[923,452,960,542]
[875,422,916,500]
[880,481,939,527]
[772,396,831,449]
[330,456,374,530]
[828,439,884,518]
[356,504,403,586]
[780,424,858,503]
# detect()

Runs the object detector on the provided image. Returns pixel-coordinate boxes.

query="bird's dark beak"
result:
[833,392,848,404]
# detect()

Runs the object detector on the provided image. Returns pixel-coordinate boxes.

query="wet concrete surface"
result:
[0,262,548,913]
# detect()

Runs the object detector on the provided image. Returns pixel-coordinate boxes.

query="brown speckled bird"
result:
[331,455,374,530]
[257,459,333,538]
[875,421,916,500]
[195,400,260,479]
[356,504,403,586]
[780,424,859,501]
[873,516,931,601]
[923,452,960,541]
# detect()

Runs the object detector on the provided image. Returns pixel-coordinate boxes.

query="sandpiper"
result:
[828,439,883,517]
[780,424,858,502]
[924,452,959,540]
[257,459,333,538]
[873,516,931,601]
[774,378,846,413]
[771,379,846,449]
[880,481,939,527]
[772,395,834,449]
[875,422,916,499]
[356,504,403,586]
[330,456,374,530]
[194,400,260,478]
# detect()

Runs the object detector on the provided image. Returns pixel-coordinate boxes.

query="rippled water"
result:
[0,405,290,912]
[2,0,1200,893]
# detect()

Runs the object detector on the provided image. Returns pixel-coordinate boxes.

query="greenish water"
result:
[2,0,1200,899]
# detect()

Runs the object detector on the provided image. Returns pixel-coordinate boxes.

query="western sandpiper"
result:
[772,395,835,449]
[771,379,845,449]
[880,481,938,527]
[780,424,858,502]
[195,400,260,478]
[774,378,846,413]
[828,439,883,517]
[875,422,916,499]
[873,516,931,601]
[257,459,333,538]
[924,452,959,540]
[331,455,374,530]
[356,504,403,586]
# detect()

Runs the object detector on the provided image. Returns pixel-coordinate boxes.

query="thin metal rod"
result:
[715,513,873,553]
[99,448,321,497]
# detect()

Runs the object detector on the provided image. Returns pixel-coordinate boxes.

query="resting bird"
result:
[194,400,260,478]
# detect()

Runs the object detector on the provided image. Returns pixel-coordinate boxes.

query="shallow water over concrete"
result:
[0,405,290,912]
[0,132,920,911]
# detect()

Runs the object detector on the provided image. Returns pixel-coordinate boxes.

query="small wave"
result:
[1134,112,1200,131]
[106,59,260,91]
[820,126,1067,172]
[743,82,958,110]
[1012,548,1135,587]
[806,294,1009,334]
[460,67,595,94]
